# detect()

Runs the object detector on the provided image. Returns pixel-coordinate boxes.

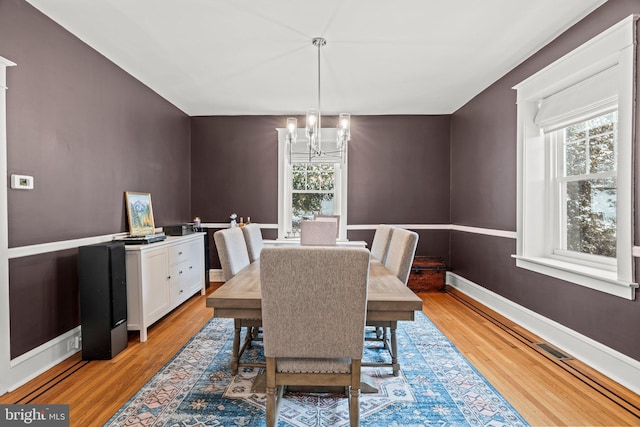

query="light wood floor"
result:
[1,284,639,426]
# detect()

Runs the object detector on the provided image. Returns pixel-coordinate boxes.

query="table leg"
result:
[231,319,241,375]
[390,322,399,376]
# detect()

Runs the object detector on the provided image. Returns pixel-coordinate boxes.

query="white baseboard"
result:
[7,326,81,393]
[446,272,640,395]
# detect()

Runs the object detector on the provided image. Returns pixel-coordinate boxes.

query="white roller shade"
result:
[535,65,618,131]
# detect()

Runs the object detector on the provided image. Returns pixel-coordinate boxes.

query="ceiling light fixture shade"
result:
[306,108,320,152]
[286,37,350,163]
[286,117,297,144]
[337,113,350,148]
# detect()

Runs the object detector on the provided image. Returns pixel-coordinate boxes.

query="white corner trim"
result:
[446,272,640,395]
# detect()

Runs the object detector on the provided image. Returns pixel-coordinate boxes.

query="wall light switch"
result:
[10,174,34,190]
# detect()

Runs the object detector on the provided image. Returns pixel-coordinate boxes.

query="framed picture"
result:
[125,192,156,236]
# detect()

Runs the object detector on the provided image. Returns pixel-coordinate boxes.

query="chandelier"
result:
[286,37,350,162]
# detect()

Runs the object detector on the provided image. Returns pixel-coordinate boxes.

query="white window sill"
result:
[512,255,637,300]
[266,239,368,247]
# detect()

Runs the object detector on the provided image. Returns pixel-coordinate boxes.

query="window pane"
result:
[291,193,334,234]
[290,163,336,235]
[563,112,617,176]
[565,140,586,176]
[292,164,306,190]
[292,163,334,191]
[565,177,616,257]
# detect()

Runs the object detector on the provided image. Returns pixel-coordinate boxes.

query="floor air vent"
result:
[534,343,573,360]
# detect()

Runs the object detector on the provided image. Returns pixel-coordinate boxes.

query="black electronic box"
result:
[163,223,196,236]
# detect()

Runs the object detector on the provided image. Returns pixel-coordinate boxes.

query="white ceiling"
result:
[25,0,606,116]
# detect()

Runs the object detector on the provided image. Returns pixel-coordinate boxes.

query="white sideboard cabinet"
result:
[125,233,206,342]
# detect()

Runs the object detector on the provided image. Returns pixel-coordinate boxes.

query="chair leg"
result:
[266,386,277,427]
[266,357,282,427]
[349,386,360,426]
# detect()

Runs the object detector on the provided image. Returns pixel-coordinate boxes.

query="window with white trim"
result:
[552,110,617,269]
[277,128,348,240]
[513,15,638,300]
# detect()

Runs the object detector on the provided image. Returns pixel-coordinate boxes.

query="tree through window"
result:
[558,111,617,258]
[290,163,335,235]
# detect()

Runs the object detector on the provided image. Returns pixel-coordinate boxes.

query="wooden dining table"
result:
[206,258,423,379]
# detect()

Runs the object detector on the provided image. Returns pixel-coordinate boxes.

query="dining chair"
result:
[300,220,337,246]
[213,227,250,281]
[366,227,418,376]
[241,223,263,263]
[383,227,419,284]
[260,246,370,427]
[214,227,260,374]
[370,224,394,263]
[314,214,340,238]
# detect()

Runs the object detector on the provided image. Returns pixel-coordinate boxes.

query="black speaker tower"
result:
[78,241,128,359]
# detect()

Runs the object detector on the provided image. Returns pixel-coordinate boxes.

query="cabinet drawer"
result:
[168,242,194,265]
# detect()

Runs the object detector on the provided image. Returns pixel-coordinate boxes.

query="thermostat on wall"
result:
[10,174,34,190]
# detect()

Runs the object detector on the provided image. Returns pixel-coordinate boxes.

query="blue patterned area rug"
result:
[105,312,529,426]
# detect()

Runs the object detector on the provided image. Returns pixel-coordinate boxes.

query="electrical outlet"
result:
[10,174,34,190]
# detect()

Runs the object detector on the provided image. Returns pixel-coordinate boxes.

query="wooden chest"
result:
[408,256,446,292]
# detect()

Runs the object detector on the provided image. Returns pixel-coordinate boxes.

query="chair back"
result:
[383,228,418,285]
[214,227,251,281]
[314,214,340,238]
[370,224,394,262]
[241,223,263,263]
[300,220,337,246]
[260,246,370,359]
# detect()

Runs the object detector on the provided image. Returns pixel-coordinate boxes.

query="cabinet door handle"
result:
[179,270,183,275]
[179,289,184,294]
[189,266,193,270]
[167,276,171,280]
[178,251,183,255]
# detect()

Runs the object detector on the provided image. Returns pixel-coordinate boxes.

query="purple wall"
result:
[1,0,191,358]
[450,0,640,361]
[191,115,452,267]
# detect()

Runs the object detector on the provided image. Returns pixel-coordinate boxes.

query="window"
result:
[291,163,336,235]
[553,110,617,268]
[277,128,347,240]
[513,16,637,300]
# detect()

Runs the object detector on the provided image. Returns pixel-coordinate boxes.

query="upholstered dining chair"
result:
[366,227,418,376]
[383,227,419,284]
[300,220,337,246]
[241,223,263,263]
[314,214,340,238]
[213,227,251,281]
[214,227,260,374]
[370,224,394,263]
[260,246,370,427]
